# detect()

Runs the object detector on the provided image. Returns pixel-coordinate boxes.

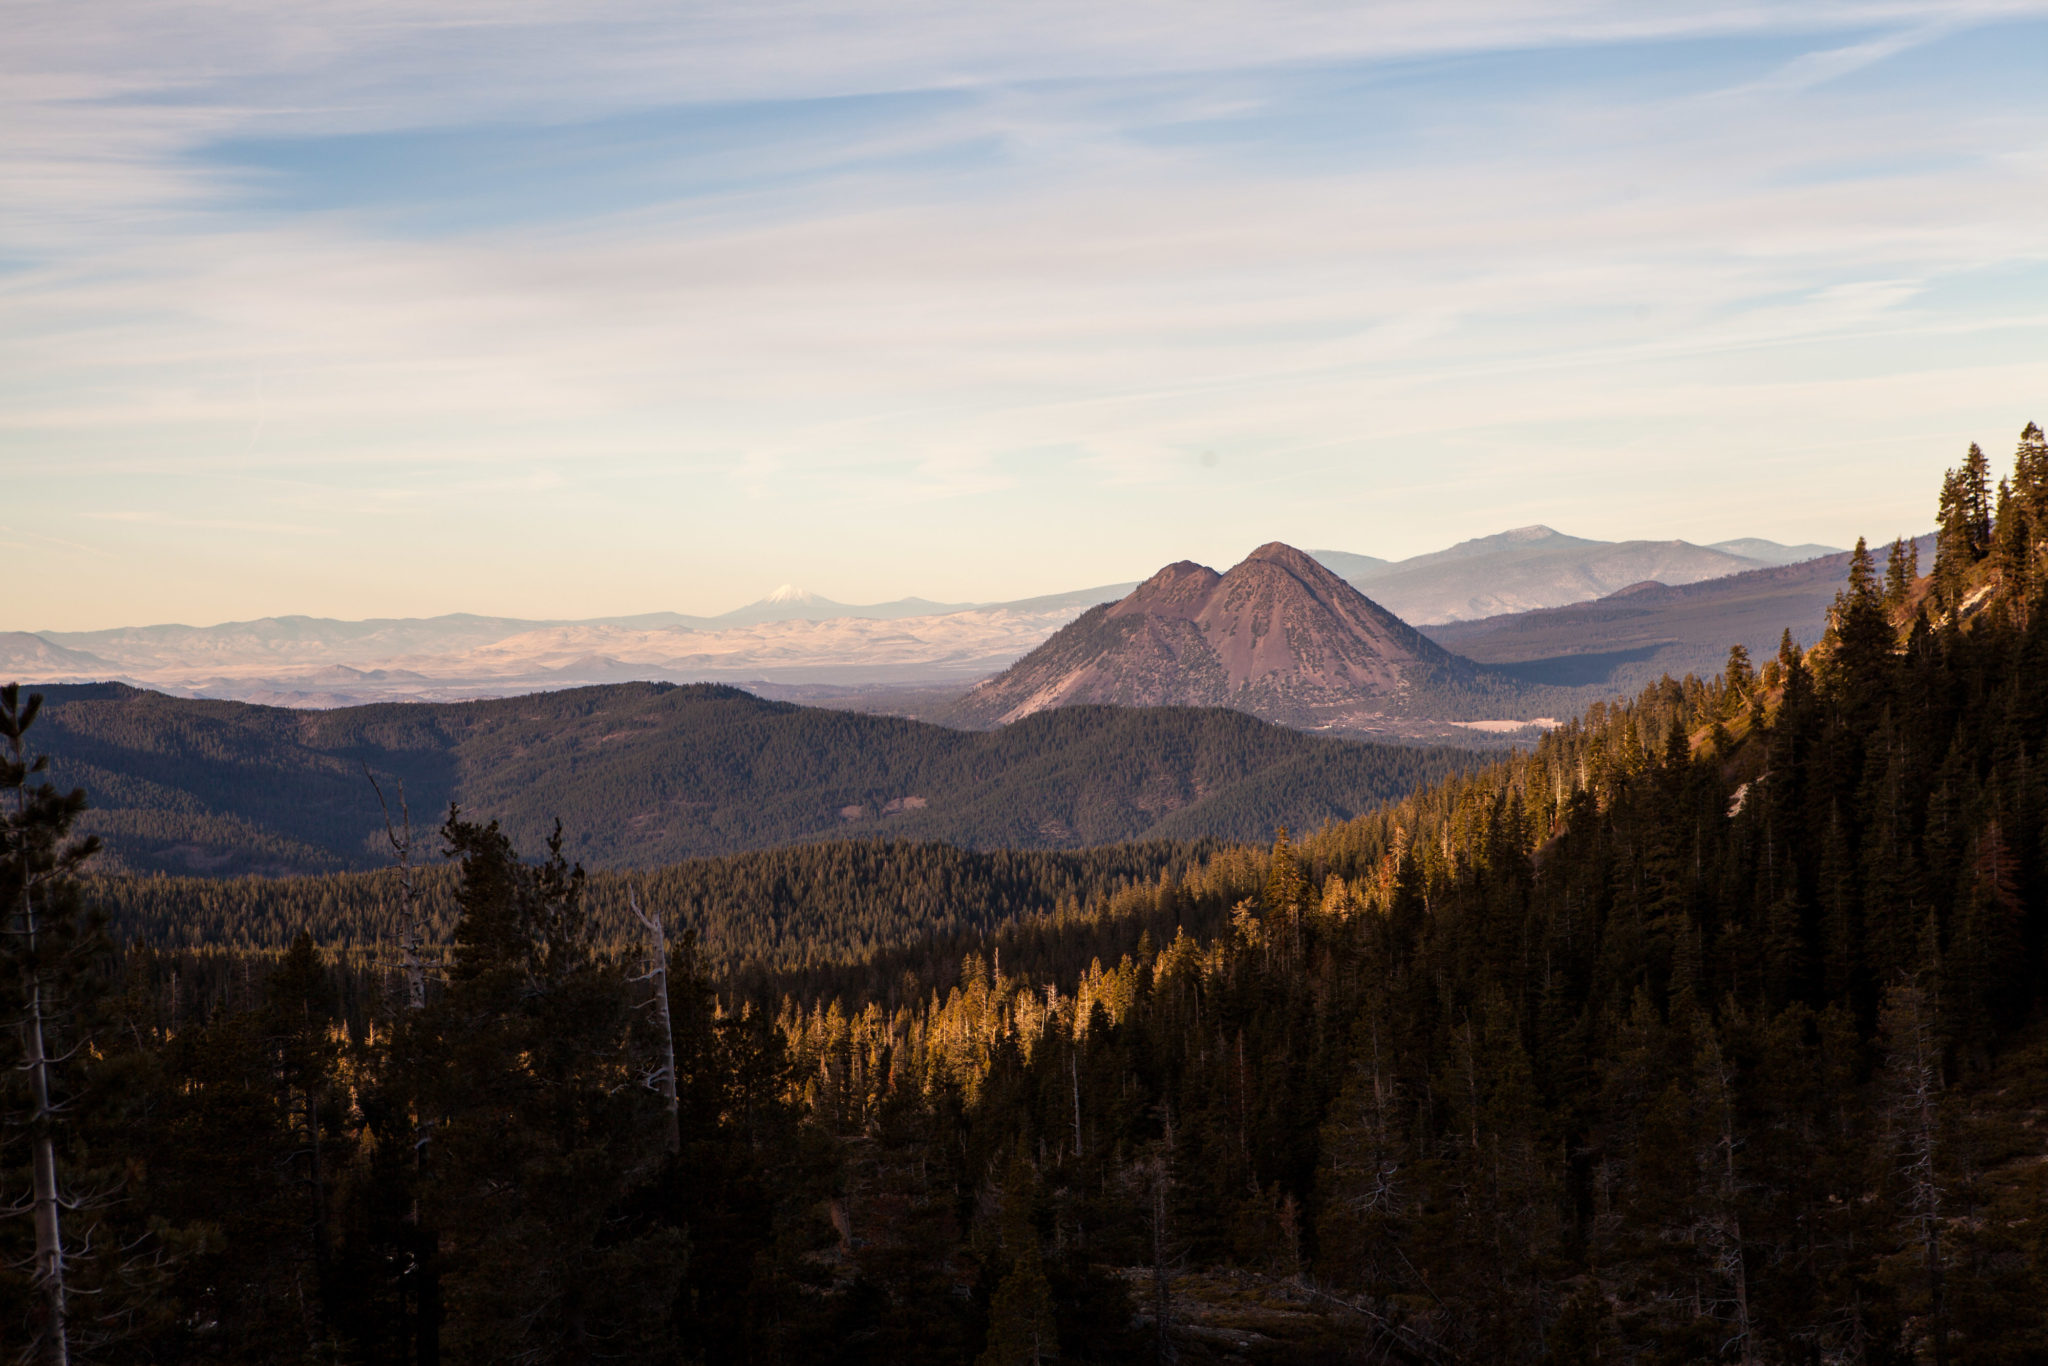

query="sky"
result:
[6,2,2048,629]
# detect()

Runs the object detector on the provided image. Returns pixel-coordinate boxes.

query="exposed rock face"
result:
[952,542,1481,731]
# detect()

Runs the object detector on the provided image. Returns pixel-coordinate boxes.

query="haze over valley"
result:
[3,528,1840,709]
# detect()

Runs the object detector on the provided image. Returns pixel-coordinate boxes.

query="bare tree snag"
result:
[1148,1108,1177,1364]
[3,686,95,1366]
[628,889,682,1154]
[23,950,69,1366]
[1884,980,1949,1366]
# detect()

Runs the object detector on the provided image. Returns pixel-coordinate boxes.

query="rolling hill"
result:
[1706,536,1845,565]
[30,681,1482,877]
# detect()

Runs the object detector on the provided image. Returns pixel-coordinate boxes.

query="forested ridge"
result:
[2,426,2046,1363]
[89,838,1227,978]
[37,684,1479,875]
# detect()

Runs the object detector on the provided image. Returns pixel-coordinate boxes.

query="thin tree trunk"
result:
[1151,1171,1172,1365]
[12,738,69,1366]
[1699,1026,1755,1366]
[1150,1111,1176,1364]
[365,768,426,1012]
[307,1081,330,1344]
[363,768,437,1362]
[1719,1136,1754,1366]
[26,965,69,1366]
[1070,1050,1082,1160]
[1886,982,1948,1366]
[629,891,681,1154]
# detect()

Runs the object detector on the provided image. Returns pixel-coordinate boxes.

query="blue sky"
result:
[5,1,2047,628]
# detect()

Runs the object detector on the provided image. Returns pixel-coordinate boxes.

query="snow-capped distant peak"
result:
[763,584,818,604]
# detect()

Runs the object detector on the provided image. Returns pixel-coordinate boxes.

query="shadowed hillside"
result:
[32,681,1483,875]
[1422,535,1931,691]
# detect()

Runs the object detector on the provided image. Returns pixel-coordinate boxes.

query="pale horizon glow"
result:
[6,2,2047,630]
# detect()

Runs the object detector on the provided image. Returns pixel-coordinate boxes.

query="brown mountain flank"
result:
[951,542,1514,737]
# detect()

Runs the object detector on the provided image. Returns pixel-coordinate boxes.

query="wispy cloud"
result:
[82,511,340,535]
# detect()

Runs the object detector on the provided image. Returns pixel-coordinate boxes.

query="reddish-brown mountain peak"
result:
[1236,541,1342,583]
[1112,560,1222,620]
[1242,540,1316,565]
[1225,541,1361,605]
[1138,560,1220,591]
[949,540,1496,735]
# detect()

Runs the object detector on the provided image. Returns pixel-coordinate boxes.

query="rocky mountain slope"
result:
[949,542,1535,738]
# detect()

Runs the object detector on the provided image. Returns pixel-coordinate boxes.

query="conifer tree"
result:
[410,811,682,1363]
[1934,451,1991,600]
[261,930,342,1344]
[1883,536,1917,609]
[0,686,105,1366]
[979,1146,1059,1366]
[1720,643,1754,718]
[1825,538,1894,705]
[2014,422,2048,587]
[1263,827,1304,921]
[1962,441,1993,552]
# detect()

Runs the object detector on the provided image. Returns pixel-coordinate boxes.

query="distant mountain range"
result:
[947,533,1892,740]
[952,542,1532,740]
[1,528,1839,707]
[34,682,1481,876]
[12,589,1140,706]
[1704,537,1846,565]
[1422,535,1934,693]
[1309,527,1839,624]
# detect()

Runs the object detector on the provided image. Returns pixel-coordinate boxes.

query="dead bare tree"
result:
[1143,1106,1178,1365]
[1069,1049,1082,1161]
[626,889,681,1154]
[3,685,103,1366]
[1883,979,1949,1366]
[1693,1019,1757,1366]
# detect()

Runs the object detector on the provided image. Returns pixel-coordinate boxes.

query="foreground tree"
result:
[0,685,105,1365]
[404,811,684,1363]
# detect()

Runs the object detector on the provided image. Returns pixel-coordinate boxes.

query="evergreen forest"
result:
[4,426,2048,1364]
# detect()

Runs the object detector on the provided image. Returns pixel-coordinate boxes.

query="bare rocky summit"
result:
[951,542,1503,735]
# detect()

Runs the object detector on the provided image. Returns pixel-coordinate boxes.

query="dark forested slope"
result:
[753,431,2048,1362]
[36,682,1480,875]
